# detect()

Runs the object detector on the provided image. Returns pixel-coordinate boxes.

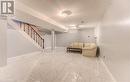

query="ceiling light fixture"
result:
[69,25,76,27]
[70,26,77,29]
[68,25,77,29]
[59,10,72,17]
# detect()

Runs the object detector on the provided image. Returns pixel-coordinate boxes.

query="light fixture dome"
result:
[59,10,72,17]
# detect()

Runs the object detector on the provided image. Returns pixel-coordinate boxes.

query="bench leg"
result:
[67,48,69,52]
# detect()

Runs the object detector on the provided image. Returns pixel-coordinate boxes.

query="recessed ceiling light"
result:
[59,10,72,17]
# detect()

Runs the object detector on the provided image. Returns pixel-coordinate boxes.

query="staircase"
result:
[19,22,44,49]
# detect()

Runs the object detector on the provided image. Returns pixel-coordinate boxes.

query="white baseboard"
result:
[55,47,66,48]
[44,47,51,50]
[100,58,117,82]
[7,51,42,63]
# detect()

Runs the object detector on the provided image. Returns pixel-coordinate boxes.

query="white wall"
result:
[7,29,40,58]
[43,34,51,49]
[78,28,95,43]
[56,30,79,47]
[0,18,7,66]
[56,28,96,47]
[99,0,130,82]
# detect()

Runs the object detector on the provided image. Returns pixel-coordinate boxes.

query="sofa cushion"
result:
[84,43,90,47]
[70,42,83,48]
[78,43,84,48]
[83,43,97,49]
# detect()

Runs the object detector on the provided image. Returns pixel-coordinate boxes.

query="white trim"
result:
[55,47,66,48]
[7,51,42,63]
[44,47,51,50]
[100,58,117,82]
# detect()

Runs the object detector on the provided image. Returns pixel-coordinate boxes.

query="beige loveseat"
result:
[70,42,84,48]
[67,42,97,57]
[82,43,97,57]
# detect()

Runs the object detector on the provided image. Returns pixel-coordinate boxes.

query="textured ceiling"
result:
[16,0,110,28]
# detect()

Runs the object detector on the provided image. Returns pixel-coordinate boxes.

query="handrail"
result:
[19,22,44,49]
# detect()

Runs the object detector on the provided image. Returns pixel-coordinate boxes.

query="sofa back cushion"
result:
[70,42,96,49]
[73,42,79,48]
[78,43,84,48]
[84,43,90,47]
[71,42,83,48]
[84,43,97,49]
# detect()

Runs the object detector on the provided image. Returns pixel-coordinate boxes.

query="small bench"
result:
[67,47,82,53]
[67,42,83,54]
